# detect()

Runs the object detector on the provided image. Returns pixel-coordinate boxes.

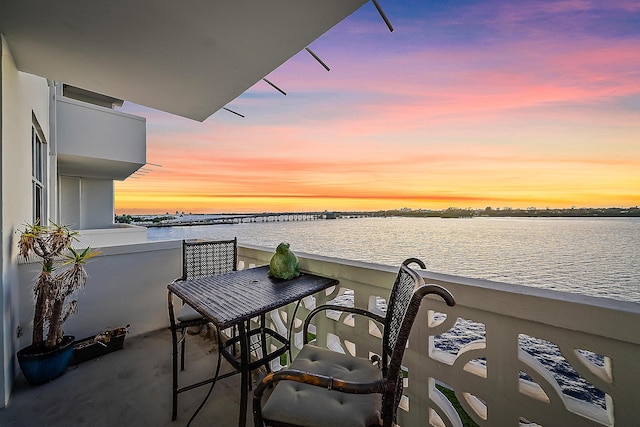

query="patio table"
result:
[167,265,338,427]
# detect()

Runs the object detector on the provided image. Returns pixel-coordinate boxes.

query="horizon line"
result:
[117,205,640,216]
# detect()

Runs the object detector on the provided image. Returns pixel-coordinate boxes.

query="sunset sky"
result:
[115,0,640,215]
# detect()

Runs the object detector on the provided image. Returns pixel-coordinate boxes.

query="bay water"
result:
[148,216,640,303]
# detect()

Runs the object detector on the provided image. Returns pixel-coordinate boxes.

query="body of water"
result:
[148,216,640,303]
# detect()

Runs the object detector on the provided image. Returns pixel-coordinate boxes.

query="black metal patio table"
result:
[167,265,339,427]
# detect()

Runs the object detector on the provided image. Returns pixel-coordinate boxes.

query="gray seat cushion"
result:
[177,304,203,322]
[262,345,382,427]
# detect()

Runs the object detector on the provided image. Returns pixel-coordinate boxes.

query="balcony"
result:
[56,96,146,180]
[6,242,640,426]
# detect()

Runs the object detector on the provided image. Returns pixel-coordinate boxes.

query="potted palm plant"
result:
[16,222,98,385]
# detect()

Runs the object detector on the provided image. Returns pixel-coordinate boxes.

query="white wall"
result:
[56,96,146,181]
[59,176,114,230]
[59,176,81,227]
[80,178,114,229]
[0,35,51,407]
[75,225,149,248]
[56,97,145,164]
[16,240,181,346]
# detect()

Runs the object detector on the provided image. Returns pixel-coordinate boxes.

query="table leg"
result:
[238,320,250,427]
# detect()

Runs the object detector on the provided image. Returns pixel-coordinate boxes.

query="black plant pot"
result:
[71,333,126,364]
[17,335,75,386]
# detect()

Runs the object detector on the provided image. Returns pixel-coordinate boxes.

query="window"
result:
[32,119,46,224]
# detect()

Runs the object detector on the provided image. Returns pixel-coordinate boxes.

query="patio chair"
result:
[253,258,455,427]
[168,238,237,420]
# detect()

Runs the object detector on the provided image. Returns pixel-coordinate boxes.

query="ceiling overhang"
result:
[0,0,367,121]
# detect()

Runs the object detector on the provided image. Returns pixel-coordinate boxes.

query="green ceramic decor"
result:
[268,242,300,280]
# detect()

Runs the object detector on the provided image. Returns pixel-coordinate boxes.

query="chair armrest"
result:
[303,305,385,345]
[253,369,386,425]
[256,368,386,396]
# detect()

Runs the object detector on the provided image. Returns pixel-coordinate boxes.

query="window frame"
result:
[31,116,47,225]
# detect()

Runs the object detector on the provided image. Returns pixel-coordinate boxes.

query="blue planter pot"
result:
[17,335,75,386]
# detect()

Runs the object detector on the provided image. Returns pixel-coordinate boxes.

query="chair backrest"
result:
[380,258,455,426]
[182,238,237,280]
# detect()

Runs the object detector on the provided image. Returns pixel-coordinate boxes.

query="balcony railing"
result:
[238,245,640,427]
[56,96,146,180]
[14,241,640,426]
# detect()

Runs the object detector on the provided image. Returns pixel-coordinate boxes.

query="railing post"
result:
[484,316,521,425]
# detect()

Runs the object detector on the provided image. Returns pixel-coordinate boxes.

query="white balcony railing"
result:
[15,241,640,426]
[75,224,149,248]
[238,245,640,427]
[56,96,146,180]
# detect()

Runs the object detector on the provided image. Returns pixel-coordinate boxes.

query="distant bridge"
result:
[231,212,323,223]
[145,211,371,227]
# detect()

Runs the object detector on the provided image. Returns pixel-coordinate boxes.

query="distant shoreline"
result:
[116,206,640,226]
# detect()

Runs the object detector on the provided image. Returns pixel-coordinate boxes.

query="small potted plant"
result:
[16,222,98,385]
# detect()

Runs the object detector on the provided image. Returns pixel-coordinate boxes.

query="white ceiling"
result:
[0,0,367,121]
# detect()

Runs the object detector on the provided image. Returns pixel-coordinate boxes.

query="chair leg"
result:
[180,328,186,371]
[260,314,272,374]
[170,326,179,421]
[238,322,250,427]
[232,325,238,356]
[168,291,180,420]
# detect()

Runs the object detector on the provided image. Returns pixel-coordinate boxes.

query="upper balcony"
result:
[56,96,146,180]
[7,242,640,426]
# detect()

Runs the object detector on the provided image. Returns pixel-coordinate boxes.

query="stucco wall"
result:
[0,35,51,406]
[80,178,114,229]
[60,176,115,230]
[56,97,146,166]
[16,240,181,346]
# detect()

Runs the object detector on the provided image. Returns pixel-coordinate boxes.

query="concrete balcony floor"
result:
[1,328,251,427]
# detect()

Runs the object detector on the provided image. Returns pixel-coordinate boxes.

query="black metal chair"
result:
[168,238,237,420]
[253,258,455,427]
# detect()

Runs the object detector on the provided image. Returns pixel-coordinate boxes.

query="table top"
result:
[168,266,339,329]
